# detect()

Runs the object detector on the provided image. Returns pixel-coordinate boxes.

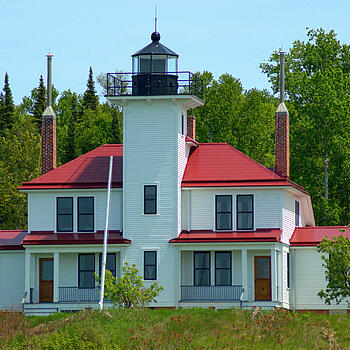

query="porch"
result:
[178,246,284,306]
[23,246,124,306]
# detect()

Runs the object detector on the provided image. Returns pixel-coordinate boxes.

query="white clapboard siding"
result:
[181,251,193,285]
[0,252,25,310]
[122,99,189,306]
[282,247,289,306]
[281,192,296,243]
[292,248,349,310]
[189,189,281,231]
[28,190,122,232]
[59,253,77,287]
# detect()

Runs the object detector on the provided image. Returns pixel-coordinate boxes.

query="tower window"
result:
[144,251,157,280]
[144,185,157,214]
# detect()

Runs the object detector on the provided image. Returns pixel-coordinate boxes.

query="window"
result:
[181,114,185,135]
[99,253,116,277]
[78,254,95,288]
[194,252,210,286]
[57,197,73,232]
[144,185,157,214]
[144,251,157,280]
[287,252,290,288]
[215,252,232,286]
[295,200,300,227]
[78,197,94,232]
[237,195,253,230]
[215,195,232,230]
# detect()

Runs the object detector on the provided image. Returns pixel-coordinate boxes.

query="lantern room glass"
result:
[132,55,178,75]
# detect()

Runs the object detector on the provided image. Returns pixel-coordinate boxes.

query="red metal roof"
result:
[290,226,350,246]
[19,145,123,190]
[169,229,282,243]
[0,230,27,250]
[22,230,131,245]
[18,142,307,193]
[181,143,307,193]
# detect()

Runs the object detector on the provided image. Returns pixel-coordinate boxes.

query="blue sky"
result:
[1,0,349,104]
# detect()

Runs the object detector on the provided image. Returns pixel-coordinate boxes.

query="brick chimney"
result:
[42,54,57,174]
[187,115,196,140]
[275,103,289,178]
[274,49,289,178]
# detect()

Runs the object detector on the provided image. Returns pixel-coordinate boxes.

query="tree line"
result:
[0,28,349,230]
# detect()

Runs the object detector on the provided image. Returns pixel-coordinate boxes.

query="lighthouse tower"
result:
[106,31,203,306]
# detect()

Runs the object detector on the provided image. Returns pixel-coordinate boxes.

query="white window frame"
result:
[55,194,96,233]
[142,183,160,216]
[142,248,159,281]
[236,194,255,231]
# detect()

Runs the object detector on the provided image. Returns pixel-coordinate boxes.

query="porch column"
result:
[24,250,31,303]
[241,249,248,301]
[53,252,60,302]
[271,249,277,301]
[177,248,181,306]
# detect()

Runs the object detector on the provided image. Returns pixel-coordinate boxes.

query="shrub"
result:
[99,262,163,308]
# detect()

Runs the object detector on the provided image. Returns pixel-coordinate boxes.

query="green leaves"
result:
[192,72,276,168]
[98,262,163,308]
[317,234,350,305]
[261,28,350,225]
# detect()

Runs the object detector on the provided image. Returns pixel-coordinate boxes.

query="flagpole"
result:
[99,155,113,311]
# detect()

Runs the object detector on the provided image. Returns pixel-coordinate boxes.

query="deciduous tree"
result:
[261,28,350,225]
[317,233,350,305]
[98,262,163,308]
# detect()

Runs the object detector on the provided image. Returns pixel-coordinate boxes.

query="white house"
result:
[0,31,349,315]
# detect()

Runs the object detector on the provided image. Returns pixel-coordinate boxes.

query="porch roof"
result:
[290,226,350,246]
[169,229,282,243]
[0,230,27,250]
[22,230,131,245]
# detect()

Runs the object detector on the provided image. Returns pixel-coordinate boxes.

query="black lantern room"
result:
[131,32,179,96]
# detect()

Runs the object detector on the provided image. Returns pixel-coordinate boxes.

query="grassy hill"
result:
[1,308,349,349]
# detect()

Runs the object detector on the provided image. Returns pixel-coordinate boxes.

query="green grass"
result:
[1,308,349,349]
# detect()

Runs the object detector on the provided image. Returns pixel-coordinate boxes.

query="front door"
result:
[39,258,54,303]
[254,256,271,301]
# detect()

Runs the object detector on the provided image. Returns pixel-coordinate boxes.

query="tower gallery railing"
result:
[106,72,203,99]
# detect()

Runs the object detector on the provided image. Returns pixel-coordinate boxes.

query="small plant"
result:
[98,262,163,308]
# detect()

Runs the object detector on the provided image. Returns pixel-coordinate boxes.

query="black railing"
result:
[59,287,100,303]
[106,71,203,99]
[181,285,244,302]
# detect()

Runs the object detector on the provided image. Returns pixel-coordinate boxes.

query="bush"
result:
[99,262,163,308]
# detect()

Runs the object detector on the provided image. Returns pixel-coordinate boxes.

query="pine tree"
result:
[62,93,80,163]
[32,75,47,131]
[0,73,15,136]
[83,67,99,111]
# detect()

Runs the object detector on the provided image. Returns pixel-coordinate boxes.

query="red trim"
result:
[18,182,122,190]
[0,246,25,251]
[22,231,131,245]
[290,226,350,246]
[169,229,282,243]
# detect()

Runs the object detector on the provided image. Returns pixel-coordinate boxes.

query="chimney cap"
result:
[42,106,56,118]
[276,102,288,114]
